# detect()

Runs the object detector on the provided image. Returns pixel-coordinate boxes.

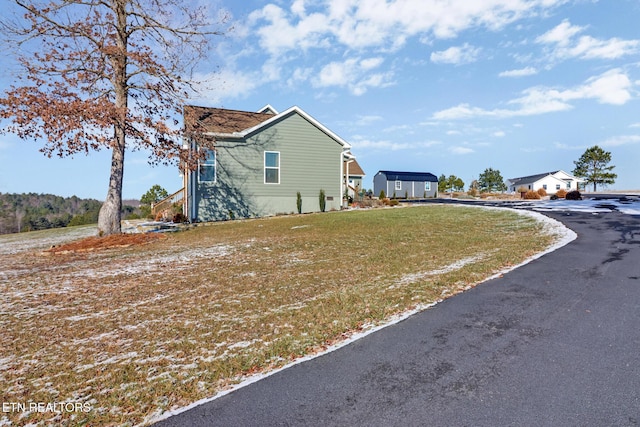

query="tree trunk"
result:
[97,0,128,236]
[98,139,125,235]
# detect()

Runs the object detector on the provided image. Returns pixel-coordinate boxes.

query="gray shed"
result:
[374,171,438,199]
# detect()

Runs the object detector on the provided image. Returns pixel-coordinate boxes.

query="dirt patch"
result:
[43,233,166,254]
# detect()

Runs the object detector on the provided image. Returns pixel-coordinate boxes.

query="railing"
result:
[152,188,185,219]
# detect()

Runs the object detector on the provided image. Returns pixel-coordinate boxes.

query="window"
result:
[543,184,547,190]
[395,180,402,191]
[425,181,431,191]
[265,151,280,184]
[566,182,571,189]
[199,150,216,182]
[556,184,561,190]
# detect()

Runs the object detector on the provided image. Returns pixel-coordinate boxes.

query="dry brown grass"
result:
[0,206,561,426]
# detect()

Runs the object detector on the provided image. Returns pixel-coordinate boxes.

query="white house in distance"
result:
[507,170,584,194]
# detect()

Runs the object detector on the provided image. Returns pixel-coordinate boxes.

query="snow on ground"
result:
[513,196,640,216]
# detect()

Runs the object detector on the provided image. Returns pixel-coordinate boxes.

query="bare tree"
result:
[0,0,229,235]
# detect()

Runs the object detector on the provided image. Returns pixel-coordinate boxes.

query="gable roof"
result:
[184,105,351,149]
[184,105,275,135]
[344,159,365,177]
[508,170,582,186]
[377,170,438,182]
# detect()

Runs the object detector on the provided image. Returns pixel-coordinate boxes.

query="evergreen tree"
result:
[478,168,506,193]
[572,145,617,192]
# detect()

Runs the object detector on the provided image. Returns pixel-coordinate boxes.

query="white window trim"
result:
[264,151,280,184]
[395,180,402,191]
[198,149,216,183]
[425,181,431,191]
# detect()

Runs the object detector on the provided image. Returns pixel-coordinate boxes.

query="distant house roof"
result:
[508,170,582,186]
[344,159,365,177]
[377,171,438,182]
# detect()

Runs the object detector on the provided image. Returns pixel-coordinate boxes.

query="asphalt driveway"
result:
[154,209,640,426]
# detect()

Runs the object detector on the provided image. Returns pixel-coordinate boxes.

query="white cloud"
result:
[450,146,474,155]
[355,115,384,126]
[431,43,480,65]
[499,67,538,77]
[247,1,569,57]
[190,69,262,104]
[314,57,394,95]
[536,19,640,61]
[493,131,506,137]
[352,136,440,151]
[600,135,640,147]
[432,69,634,120]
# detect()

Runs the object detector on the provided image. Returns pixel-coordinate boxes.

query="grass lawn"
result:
[0,205,562,426]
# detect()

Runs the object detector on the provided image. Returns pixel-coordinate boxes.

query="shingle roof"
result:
[184,105,275,135]
[508,171,559,184]
[377,171,438,182]
[344,159,365,176]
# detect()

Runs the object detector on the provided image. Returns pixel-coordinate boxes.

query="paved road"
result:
[155,210,640,426]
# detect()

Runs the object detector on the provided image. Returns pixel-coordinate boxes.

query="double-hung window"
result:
[199,150,216,182]
[265,151,280,184]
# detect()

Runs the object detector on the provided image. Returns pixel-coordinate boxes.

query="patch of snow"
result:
[397,254,490,285]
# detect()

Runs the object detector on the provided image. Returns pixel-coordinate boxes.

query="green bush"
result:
[319,189,326,212]
[296,192,302,214]
[379,190,386,199]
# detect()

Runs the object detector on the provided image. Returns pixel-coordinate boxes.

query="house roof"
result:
[508,170,582,186]
[344,159,365,177]
[184,104,351,149]
[377,170,438,182]
[184,105,275,135]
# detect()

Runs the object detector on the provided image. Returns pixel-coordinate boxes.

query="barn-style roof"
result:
[376,170,438,182]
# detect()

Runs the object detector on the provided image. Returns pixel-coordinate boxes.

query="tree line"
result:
[0,193,143,235]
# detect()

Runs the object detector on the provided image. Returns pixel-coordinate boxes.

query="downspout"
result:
[345,159,354,208]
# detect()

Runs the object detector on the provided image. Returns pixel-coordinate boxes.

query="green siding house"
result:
[183,105,356,222]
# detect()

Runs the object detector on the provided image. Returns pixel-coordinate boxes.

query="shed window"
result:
[395,180,402,191]
[265,151,280,184]
[199,150,216,182]
[425,181,431,191]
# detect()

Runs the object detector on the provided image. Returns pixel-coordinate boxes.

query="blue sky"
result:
[1,0,639,200]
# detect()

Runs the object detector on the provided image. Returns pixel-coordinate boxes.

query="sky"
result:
[1,0,640,200]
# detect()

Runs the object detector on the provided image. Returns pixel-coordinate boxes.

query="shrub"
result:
[296,192,302,214]
[389,199,399,206]
[319,189,326,212]
[379,190,386,200]
[524,190,541,200]
[172,212,187,223]
[537,188,547,197]
[565,190,582,200]
[556,189,568,198]
[381,197,391,206]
